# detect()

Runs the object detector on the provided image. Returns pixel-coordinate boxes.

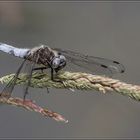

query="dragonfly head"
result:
[51,54,66,72]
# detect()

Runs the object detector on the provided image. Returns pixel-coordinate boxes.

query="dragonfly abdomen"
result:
[0,43,30,58]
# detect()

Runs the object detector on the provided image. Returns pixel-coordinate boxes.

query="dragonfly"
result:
[0,43,125,100]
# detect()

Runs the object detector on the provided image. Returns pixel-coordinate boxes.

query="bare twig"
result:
[0,96,68,123]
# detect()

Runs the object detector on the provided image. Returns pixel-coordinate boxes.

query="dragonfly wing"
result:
[54,48,125,76]
[0,52,32,99]
[84,55,125,74]
[23,53,39,99]
[0,59,27,99]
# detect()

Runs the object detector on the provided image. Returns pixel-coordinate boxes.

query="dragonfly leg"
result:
[39,59,65,92]
[23,54,39,101]
[32,66,50,94]
[51,68,66,88]
[51,68,54,81]
[23,67,33,101]
[33,66,50,93]
[33,66,47,73]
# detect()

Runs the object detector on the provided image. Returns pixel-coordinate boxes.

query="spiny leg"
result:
[33,66,65,92]
[38,55,66,90]
[33,66,47,73]
[23,62,35,100]
[32,66,50,93]
[51,68,66,88]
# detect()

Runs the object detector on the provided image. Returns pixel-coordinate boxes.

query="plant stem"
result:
[0,71,140,101]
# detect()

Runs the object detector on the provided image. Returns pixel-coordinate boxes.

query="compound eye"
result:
[60,55,66,61]
[52,58,60,68]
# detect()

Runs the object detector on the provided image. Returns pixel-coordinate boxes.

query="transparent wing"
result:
[0,52,32,99]
[23,53,39,99]
[0,59,27,99]
[53,48,125,76]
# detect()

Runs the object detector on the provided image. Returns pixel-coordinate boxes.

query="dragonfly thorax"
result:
[26,45,66,72]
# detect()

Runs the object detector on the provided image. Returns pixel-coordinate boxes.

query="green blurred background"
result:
[0,1,140,138]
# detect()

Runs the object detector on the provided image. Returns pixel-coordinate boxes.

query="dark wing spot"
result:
[101,64,108,68]
[113,61,125,73]
[58,52,61,55]
[113,61,120,64]
[121,69,125,73]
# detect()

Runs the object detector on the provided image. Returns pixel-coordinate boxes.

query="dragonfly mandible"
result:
[0,43,125,100]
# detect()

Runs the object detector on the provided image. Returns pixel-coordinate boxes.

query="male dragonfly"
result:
[0,43,125,100]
